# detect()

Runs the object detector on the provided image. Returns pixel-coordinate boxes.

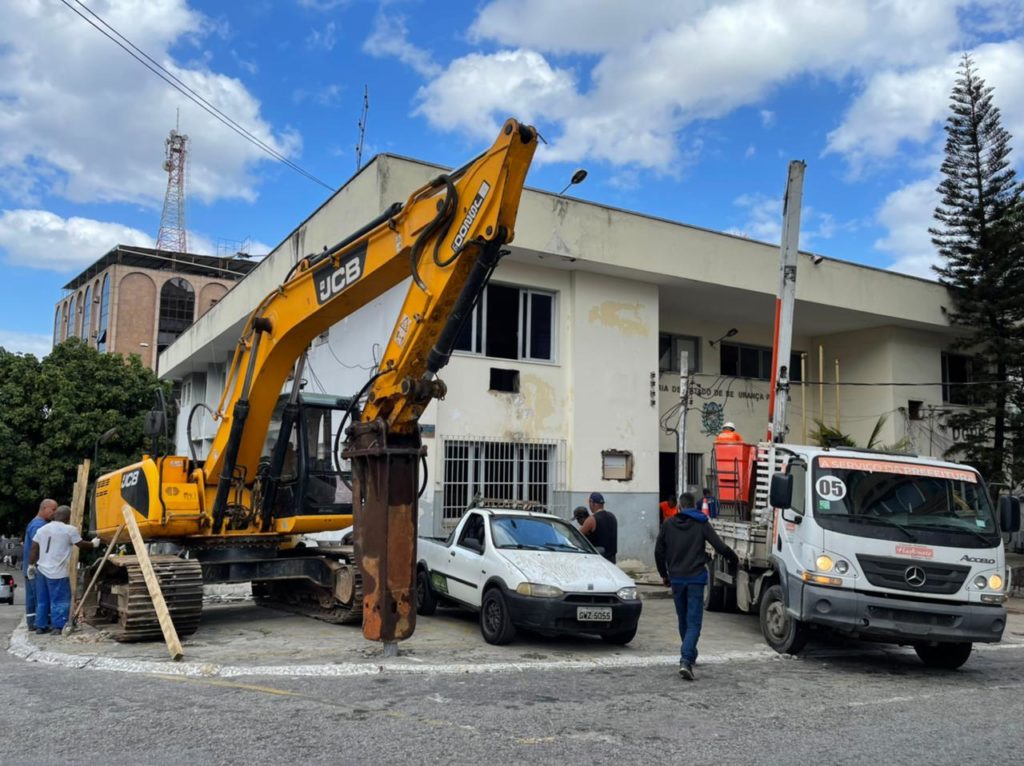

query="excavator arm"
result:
[204,118,538,644]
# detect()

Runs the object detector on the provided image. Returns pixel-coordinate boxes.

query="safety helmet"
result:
[723,422,736,430]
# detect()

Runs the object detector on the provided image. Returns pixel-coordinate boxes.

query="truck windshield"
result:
[811,456,999,548]
[490,516,595,553]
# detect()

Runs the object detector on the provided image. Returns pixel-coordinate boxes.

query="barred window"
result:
[441,438,565,527]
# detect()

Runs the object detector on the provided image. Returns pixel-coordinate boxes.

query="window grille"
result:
[440,436,566,527]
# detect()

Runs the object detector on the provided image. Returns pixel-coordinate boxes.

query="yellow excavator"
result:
[85,118,538,648]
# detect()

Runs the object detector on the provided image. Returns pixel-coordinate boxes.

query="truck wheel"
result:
[704,561,726,612]
[480,588,517,645]
[759,584,807,655]
[416,569,437,616]
[914,642,972,670]
[601,625,638,645]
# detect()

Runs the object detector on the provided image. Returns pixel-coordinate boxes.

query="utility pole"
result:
[766,160,806,444]
[676,351,689,498]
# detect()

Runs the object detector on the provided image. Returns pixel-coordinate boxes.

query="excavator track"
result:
[252,553,363,625]
[82,555,204,642]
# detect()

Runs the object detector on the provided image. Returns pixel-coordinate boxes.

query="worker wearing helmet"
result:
[715,422,745,443]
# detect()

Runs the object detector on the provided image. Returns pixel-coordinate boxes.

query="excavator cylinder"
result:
[343,420,424,643]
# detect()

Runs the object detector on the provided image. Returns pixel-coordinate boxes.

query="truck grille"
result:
[856,554,970,595]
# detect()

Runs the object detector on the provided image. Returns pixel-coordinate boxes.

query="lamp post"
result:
[708,328,738,347]
[558,168,588,196]
[139,342,158,377]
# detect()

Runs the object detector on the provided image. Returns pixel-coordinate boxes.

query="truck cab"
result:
[712,444,1021,669]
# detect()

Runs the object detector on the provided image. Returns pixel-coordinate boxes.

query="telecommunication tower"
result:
[156,117,189,254]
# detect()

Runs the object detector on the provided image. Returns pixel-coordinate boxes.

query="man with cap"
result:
[579,492,617,563]
[655,491,738,681]
[22,498,56,631]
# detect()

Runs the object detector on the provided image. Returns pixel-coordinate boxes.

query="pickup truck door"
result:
[442,512,487,607]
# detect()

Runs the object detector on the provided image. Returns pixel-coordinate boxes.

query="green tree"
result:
[930,54,1024,487]
[0,339,169,534]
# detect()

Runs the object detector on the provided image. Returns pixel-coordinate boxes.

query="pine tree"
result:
[930,54,1024,487]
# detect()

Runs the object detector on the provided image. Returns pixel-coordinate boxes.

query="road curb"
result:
[6,620,782,678]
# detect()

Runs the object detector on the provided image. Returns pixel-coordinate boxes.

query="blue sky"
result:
[2,0,1024,356]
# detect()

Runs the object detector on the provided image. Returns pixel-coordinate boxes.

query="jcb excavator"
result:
[84,118,538,648]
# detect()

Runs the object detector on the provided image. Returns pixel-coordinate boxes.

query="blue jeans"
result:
[671,582,705,665]
[24,577,37,630]
[35,575,71,630]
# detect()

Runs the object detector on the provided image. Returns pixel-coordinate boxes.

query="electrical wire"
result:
[60,0,335,192]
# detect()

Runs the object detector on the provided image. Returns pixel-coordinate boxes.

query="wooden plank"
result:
[68,459,90,603]
[120,505,184,661]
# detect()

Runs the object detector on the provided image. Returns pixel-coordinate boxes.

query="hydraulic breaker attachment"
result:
[343,419,424,646]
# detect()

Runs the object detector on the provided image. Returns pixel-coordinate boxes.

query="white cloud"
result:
[729,192,839,248]
[0,330,53,357]
[306,21,338,51]
[363,14,441,78]
[419,0,972,170]
[744,144,756,159]
[0,209,152,272]
[759,110,775,128]
[0,1,299,208]
[874,177,942,280]
[827,41,1024,172]
[298,0,349,10]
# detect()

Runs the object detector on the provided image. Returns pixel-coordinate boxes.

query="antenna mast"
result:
[156,111,189,254]
[356,85,369,171]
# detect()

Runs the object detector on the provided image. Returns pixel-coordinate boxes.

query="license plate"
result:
[577,606,612,622]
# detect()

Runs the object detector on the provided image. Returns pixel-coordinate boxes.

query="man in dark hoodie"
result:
[654,491,739,680]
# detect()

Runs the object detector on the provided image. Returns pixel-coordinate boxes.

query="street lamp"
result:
[558,168,588,196]
[139,342,158,377]
[708,328,739,347]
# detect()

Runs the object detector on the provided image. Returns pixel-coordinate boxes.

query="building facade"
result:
[161,154,973,565]
[55,246,257,369]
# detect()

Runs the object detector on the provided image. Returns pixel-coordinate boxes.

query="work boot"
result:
[678,662,694,681]
[35,627,50,635]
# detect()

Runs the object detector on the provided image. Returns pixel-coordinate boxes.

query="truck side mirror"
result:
[143,409,166,437]
[999,496,1021,533]
[770,473,793,509]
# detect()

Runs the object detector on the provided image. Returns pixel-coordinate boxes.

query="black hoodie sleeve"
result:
[704,523,739,564]
[654,521,668,579]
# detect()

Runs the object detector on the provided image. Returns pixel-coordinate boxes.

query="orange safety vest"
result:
[714,429,745,443]
[659,501,678,523]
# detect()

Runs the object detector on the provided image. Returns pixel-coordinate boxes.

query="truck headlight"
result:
[516,582,563,598]
[816,555,834,572]
[974,574,988,589]
[616,586,638,601]
[989,574,1003,590]
[834,560,849,575]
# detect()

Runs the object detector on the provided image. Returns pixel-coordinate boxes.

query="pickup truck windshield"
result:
[812,456,999,547]
[490,516,595,553]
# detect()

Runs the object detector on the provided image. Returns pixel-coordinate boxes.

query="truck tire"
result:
[914,642,972,670]
[480,588,517,645]
[416,568,438,616]
[704,562,727,612]
[759,584,807,655]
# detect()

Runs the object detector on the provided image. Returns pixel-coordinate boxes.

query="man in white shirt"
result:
[28,505,100,634]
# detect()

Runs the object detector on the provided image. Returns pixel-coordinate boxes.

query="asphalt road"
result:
[3,579,1023,766]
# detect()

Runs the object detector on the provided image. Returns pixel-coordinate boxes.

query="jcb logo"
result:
[313,246,366,305]
[121,470,141,490]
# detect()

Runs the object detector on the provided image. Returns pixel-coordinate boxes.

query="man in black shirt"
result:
[580,492,617,563]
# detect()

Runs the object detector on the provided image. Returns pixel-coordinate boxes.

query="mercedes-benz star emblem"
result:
[904,566,927,587]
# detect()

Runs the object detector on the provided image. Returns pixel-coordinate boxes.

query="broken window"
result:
[941,352,975,405]
[720,341,803,382]
[453,284,555,362]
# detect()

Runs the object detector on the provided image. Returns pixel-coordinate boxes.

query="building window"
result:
[96,275,110,352]
[66,294,77,339]
[659,333,700,372]
[53,307,60,346]
[941,352,975,405]
[453,284,556,362]
[441,437,565,527]
[720,342,802,382]
[81,286,92,345]
[158,277,196,352]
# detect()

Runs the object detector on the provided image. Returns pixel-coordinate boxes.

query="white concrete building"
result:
[162,153,972,564]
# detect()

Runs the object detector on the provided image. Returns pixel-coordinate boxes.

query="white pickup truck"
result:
[416,505,642,645]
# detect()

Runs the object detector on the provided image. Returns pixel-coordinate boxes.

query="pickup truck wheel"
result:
[416,569,438,616]
[601,626,638,645]
[480,588,517,645]
[759,584,807,655]
[914,641,972,669]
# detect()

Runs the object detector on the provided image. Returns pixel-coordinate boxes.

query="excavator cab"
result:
[260,392,353,522]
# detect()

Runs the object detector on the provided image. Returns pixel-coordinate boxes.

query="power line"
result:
[60,0,336,192]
